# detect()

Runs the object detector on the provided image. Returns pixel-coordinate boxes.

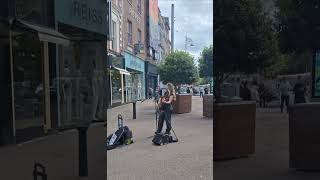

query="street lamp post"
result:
[184,34,195,52]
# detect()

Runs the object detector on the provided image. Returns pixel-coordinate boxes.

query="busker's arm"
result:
[162,95,173,104]
[158,97,163,108]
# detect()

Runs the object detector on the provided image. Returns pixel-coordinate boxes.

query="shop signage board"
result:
[124,52,145,72]
[55,0,108,35]
[314,50,320,97]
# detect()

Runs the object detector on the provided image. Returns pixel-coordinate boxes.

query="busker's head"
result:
[166,83,176,99]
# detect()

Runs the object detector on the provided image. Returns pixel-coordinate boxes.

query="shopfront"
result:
[55,0,108,125]
[124,52,145,102]
[108,54,129,107]
[0,20,69,143]
[145,62,158,98]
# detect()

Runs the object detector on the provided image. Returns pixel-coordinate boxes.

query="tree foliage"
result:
[159,51,198,86]
[214,0,278,101]
[199,45,213,78]
[275,0,320,53]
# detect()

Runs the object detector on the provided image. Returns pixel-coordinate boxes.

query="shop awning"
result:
[113,67,131,75]
[16,20,70,46]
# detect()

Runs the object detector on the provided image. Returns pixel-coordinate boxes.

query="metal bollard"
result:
[77,126,89,177]
[33,163,47,180]
[118,114,123,128]
[133,102,136,119]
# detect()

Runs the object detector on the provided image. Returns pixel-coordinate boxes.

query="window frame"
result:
[127,20,133,45]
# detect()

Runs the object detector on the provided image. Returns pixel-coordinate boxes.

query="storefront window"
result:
[125,71,143,102]
[13,31,44,130]
[111,69,122,104]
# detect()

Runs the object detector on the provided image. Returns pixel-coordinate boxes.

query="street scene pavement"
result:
[214,105,320,180]
[107,97,213,180]
[0,123,107,180]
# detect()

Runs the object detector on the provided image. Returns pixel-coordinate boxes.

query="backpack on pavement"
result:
[106,114,133,150]
[152,111,178,146]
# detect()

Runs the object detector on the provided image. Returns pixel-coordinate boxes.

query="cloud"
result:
[159,0,213,59]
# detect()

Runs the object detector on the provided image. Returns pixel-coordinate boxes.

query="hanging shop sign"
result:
[55,0,108,35]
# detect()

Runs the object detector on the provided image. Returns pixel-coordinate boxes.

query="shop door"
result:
[12,32,45,142]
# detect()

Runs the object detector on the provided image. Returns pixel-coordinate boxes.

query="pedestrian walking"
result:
[279,77,291,113]
[200,87,204,98]
[293,76,306,103]
[156,83,176,135]
[148,87,153,99]
[154,86,160,104]
[258,83,267,107]
[250,80,259,104]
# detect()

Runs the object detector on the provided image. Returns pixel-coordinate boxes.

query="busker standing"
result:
[156,83,176,135]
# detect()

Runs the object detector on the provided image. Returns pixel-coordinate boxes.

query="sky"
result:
[158,0,213,63]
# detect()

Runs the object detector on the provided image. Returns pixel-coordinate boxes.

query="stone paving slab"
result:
[0,124,107,180]
[107,97,213,180]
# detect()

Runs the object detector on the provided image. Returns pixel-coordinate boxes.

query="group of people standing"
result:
[235,75,309,113]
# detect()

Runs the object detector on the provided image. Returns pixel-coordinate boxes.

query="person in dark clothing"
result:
[186,87,191,94]
[156,83,176,135]
[204,87,209,94]
[240,81,251,101]
[293,76,306,103]
[258,83,267,107]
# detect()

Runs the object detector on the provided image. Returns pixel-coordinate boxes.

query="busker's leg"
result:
[165,109,172,135]
[156,111,165,133]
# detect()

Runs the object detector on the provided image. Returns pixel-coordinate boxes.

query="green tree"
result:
[275,0,320,53]
[274,0,318,75]
[159,51,198,88]
[199,45,213,78]
[214,0,278,102]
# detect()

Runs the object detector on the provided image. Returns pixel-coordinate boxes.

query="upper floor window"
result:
[111,20,117,50]
[127,20,133,45]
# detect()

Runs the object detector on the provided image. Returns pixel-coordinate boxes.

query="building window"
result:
[112,20,117,50]
[138,29,142,44]
[137,0,142,14]
[127,20,133,45]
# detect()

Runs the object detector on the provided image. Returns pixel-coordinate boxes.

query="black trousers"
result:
[281,95,289,113]
[200,92,203,98]
[156,109,172,134]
